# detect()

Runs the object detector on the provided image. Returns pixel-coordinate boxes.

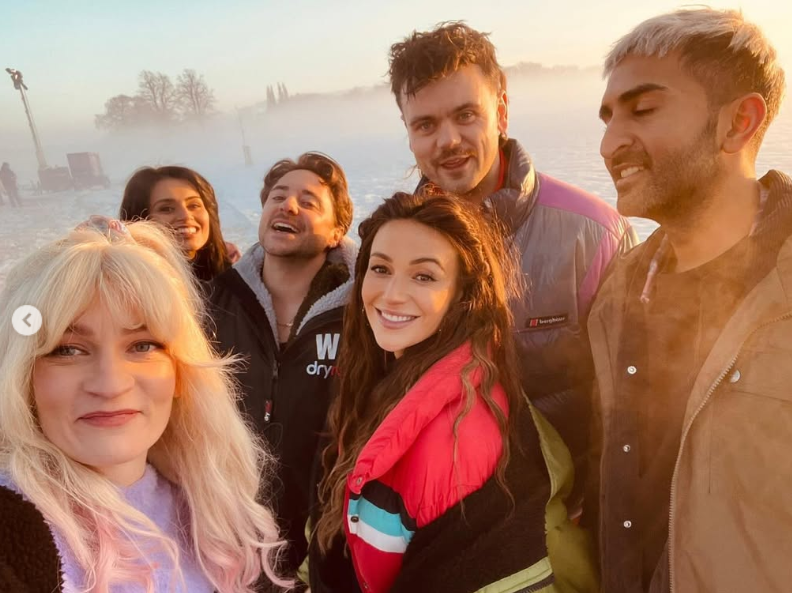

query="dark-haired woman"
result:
[120,166,237,282]
[310,192,597,593]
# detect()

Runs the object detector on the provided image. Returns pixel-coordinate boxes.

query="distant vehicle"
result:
[67,152,110,189]
[38,166,73,192]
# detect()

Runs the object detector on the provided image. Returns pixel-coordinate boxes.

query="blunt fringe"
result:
[0,221,290,592]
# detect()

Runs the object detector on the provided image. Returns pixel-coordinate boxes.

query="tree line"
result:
[265,83,290,108]
[95,69,216,131]
[96,71,294,131]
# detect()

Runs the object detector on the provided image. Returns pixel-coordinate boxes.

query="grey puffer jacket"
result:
[424,139,638,503]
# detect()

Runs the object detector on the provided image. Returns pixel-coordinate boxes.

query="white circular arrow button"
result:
[12,305,42,336]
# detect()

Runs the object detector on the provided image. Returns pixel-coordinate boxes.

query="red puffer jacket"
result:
[343,343,507,593]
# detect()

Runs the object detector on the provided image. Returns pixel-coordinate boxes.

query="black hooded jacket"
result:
[208,239,357,575]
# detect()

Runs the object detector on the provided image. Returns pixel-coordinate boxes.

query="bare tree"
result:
[136,70,177,120]
[176,69,215,119]
[94,94,152,130]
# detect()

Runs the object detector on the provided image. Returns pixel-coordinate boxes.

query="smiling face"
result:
[400,65,508,202]
[258,169,343,259]
[32,302,176,486]
[599,53,724,222]
[361,219,459,358]
[148,178,211,258]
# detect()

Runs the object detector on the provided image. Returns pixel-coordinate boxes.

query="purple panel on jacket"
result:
[536,174,623,229]
[536,173,633,318]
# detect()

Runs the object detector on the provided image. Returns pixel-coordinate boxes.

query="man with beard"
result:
[387,22,637,514]
[587,8,790,593]
[209,152,356,578]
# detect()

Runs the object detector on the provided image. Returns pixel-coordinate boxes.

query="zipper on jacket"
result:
[265,359,280,424]
[279,308,342,357]
[667,311,792,592]
[263,310,340,426]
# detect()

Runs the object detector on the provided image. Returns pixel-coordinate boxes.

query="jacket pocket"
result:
[709,348,792,509]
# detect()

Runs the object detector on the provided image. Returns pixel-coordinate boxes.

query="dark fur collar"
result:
[0,484,63,591]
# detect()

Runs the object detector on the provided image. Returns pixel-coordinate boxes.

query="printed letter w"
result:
[316,333,340,361]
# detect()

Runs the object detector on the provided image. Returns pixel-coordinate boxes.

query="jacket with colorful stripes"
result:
[341,343,596,593]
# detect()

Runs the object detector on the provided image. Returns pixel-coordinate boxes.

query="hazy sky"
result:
[1,0,790,133]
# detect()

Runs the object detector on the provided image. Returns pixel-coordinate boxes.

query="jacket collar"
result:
[349,343,483,493]
[633,170,792,305]
[488,138,540,234]
[234,237,358,338]
[589,170,792,424]
[416,138,539,235]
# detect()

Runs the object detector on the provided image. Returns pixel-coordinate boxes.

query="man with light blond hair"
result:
[586,7,790,593]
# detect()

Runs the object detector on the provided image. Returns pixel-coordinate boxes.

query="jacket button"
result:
[627,365,638,375]
[623,520,632,528]
[729,369,741,383]
[350,515,360,523]
[355,477,363,486]
[623,444,631,453]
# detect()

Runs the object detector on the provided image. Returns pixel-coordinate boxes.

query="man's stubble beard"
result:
[643,115,723,228]
[442,153,500,204]
[263,235,331,262]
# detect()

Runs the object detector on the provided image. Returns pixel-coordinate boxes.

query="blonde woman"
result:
[0,216,289,592]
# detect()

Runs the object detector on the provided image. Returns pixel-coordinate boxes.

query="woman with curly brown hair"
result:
[309,191,597,593]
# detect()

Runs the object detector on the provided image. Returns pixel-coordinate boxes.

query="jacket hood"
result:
[234,237,358,338]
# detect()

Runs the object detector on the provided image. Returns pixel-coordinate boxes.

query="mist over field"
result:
[1,68,791,289]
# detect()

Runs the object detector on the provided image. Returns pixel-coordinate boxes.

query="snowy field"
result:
[2,74,791,291]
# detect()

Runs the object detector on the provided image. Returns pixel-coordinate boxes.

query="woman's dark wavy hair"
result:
[119,166,230,282]
[315,190,526,552]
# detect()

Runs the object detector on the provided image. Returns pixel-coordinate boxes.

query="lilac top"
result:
[0,465,214,592]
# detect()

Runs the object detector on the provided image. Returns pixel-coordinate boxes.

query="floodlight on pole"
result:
[6,68,48,171]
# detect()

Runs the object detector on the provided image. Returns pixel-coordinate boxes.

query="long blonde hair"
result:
[0,220,289,592]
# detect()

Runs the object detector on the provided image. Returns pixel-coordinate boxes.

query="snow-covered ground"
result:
[2,74,791,292]
[0,167,416,290]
